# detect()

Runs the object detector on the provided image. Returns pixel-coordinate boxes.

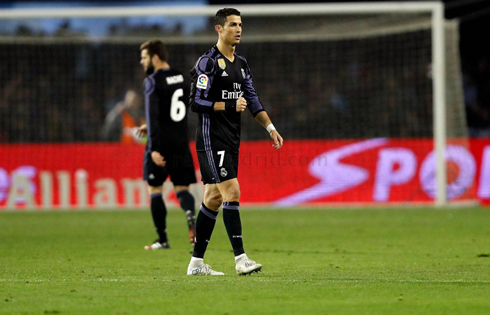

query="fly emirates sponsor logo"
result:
[222,83,243,100]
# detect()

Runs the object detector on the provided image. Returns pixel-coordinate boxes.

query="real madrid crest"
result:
[220,167,228,177]
[218,58,226,70]
[241,68,246,79]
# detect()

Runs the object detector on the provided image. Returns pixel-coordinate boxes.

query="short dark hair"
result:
[139,39,168,62]
[214,8,241,26]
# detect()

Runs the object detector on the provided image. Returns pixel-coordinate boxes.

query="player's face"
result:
[221,15,242,46]
[140,49,154,75]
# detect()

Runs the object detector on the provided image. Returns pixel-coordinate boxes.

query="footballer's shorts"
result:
[197,149,239,185]
[143,146,197,187]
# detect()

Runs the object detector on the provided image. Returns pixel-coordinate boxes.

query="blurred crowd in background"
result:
[460,18,490,137]
[0,16,487,143]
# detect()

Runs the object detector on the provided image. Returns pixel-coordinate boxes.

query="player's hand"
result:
[236,97,247,112]
[151,151,166,167]
[134,124,148,138]
[270,130,283,150]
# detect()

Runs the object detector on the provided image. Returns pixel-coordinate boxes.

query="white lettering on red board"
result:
[373,148,417,201]
[275,141,478,205]
[275,138,389,206]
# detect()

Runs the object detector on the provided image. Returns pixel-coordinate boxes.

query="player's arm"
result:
[255,111,283,150]
[189,56,240,113]
[145,77,166,166]
[239,57,282,149]
[214,98,247,112]
[240,59,265,117]
[247,82,283,150]
[190,57,216,113]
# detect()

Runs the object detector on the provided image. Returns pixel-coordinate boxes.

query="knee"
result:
[225,187,240,202]
[174,185,189,195]
[148,185,163,195]
[204,192,223,210]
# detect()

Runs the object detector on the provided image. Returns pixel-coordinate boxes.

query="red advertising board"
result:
[0,138,485,209]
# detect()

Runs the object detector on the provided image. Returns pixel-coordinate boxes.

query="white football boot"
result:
[187,264,224,276]
[144,241,170,250]
[235,254,262,276]
[187,258,224,276]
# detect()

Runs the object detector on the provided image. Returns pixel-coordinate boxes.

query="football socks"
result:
[223,201,245,256]
[150,193,167,243]
[176,190,196,229]
[192,203,218,258]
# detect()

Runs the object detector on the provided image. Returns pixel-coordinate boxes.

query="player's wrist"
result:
[266,123,276,134]
[225,101,236,112]
[212,102,224,111]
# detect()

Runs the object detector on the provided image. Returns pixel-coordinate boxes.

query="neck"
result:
[154,61,170,71]
[217,40,235,60]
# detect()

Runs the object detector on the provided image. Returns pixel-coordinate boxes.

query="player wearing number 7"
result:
[136,40,198,250]
[187,8,284,276]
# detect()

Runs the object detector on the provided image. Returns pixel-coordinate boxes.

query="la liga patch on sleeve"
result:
[196,74,209,89]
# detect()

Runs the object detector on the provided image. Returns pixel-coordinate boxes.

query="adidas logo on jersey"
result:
[149,174,155,180]
[221,71,228,77]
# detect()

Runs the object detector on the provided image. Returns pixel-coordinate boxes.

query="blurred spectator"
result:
[101,89,145,143]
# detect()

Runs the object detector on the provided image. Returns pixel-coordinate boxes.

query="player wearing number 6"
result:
[187,8,284,276]
[136,40,197,251]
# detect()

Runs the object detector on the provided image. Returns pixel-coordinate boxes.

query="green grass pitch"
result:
[1,207,490,314]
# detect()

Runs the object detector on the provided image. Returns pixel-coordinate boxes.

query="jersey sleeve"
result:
[189,56,216,113]
[241,58,265,117]
[145,76,164,153]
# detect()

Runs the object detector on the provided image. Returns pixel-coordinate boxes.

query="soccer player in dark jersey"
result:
[135,40,198,250]
[186,8,284,276]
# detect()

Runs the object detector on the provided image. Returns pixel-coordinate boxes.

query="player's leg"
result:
[144,185,170,250]
[143,150,170,250]
[174,185,196,246]
[217,179,262,275]
[216,178,243,255]
[187,184,224,275]
[187,150,224,275]
[215,151,262,275]
[194,183,222,258]
[169,148,198,246]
